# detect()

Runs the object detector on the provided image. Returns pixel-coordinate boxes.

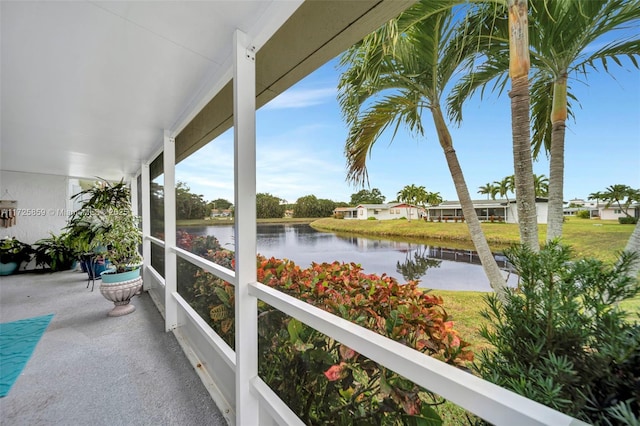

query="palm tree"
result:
[425,191,443,206]
[531,0,639,241]
[493,176,515,202]
[506,0,540,251]
[478,182,498,200]
[450,0,640,242]
[623,221,640,278]
[533,174,549,198]
[338,2,508,296]
[449,0,538,250]
[588,191,605,207]
[397,184,427,221]
[592,184,640,218]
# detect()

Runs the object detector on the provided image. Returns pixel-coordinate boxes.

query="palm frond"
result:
[445,1,510,125]
[447,57,510,125]
[345,93,424,186]
[576,38,640,75]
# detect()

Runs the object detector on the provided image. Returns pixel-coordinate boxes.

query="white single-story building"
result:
[425,199,549,224]
[335,203,421,220]
[597,203,640,221]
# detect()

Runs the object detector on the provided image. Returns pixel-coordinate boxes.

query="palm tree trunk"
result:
[623,220,640,279]
[508,0,539,251]
[432,105,507,299]
[546,75,568,241]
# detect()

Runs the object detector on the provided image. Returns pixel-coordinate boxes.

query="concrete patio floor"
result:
[0,269,227,426]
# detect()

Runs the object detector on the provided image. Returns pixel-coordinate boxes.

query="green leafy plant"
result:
[68,178,141,273]
[477,240,640,424]
[33,232,77,271]
[0,237,33,265]
[95,208,141,273]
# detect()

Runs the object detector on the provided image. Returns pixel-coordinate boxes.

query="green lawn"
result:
[312,216,635,263]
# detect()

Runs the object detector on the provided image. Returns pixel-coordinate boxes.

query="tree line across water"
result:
[171,179,639,221]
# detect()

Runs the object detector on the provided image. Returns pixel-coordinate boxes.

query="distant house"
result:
[563,198,600,218]
[597,203,640,221]
[210,209,232,218]
[425,199,549,224]
[566,198,598,208]
[334,203,420,220]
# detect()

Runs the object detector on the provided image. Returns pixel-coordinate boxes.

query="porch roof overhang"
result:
[1,0,415,181]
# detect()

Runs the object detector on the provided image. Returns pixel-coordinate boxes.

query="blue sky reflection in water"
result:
[182,224,519,292]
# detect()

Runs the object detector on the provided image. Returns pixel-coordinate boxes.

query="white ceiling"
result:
[1,0,302,180]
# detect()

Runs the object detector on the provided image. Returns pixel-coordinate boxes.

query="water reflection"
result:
[179,223,517,291]
[396,247,442,282]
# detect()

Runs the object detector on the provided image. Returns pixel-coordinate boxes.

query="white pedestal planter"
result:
[99,269,143,317]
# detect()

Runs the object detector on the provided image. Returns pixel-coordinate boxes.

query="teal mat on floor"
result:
[0,314,54,397]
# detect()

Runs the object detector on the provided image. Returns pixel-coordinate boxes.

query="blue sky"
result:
[177,52,640,206]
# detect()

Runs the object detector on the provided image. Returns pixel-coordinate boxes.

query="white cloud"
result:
[262,87,336,110]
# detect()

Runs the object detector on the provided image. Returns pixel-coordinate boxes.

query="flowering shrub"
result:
[178,232,473,425]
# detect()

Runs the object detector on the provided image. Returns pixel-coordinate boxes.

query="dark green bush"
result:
[477,241,640,424]
[367,216,377,220]
[619,216,638,224]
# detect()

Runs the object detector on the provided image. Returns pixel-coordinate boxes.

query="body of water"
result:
[180,223,518,292]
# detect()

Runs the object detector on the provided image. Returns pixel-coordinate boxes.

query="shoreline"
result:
[177,216,633,263]
[177,218,317,227]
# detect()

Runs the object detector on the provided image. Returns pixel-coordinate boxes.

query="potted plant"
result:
[0,237,33,275]
[69,178,143,316]
[65,208,110,280]
[33,232,77,272]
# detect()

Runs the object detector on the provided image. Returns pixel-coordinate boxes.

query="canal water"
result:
[180,223,518,292]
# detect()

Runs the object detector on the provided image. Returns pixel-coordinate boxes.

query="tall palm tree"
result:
[531,0,639,241]
[338,2,508,296]
[450,0,640,242]
[506,0,540,251]
[449,0,539,250]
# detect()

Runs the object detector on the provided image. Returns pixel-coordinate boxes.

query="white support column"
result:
[130,174,139,217]
[164,130,178,332]
[233,29,259,426]
[141,163,151,291]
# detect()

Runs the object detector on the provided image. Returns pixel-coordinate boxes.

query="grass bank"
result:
[311,216,634,263]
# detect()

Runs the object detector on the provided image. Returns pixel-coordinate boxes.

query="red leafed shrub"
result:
[258,257,472,365]
[179,232,473,425]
